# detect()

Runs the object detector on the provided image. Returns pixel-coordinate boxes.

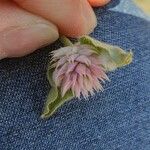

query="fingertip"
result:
[0,23,59,59]
[58,0,97,37]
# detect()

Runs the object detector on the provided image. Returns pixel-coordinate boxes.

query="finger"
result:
[0,1,59,59]
[88,0,111,7]
[13,0,97,37]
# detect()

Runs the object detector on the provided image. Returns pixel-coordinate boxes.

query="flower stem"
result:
[60,36,73,46]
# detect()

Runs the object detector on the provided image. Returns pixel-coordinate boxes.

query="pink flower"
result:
[51,45,109,98]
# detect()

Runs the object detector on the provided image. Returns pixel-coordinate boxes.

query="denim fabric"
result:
[0,1,150,150]
[111,0,150,20]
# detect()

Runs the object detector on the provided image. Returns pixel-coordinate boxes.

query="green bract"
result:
[79,36,133,71]
[41,66,74,118]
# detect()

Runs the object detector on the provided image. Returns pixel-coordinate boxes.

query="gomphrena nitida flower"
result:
[41,36,133,118]
[51,44,109,98]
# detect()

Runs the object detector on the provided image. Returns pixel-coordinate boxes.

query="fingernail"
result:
[0,23,59,59]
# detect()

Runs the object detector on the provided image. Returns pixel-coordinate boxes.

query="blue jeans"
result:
[0,0,150,149]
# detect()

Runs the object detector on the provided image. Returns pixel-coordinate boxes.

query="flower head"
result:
[42,36,133,118]
[51,44,109,98]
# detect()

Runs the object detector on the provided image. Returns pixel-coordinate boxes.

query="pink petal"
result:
[66,62,78,74]
[83,77,93,91]
[73,81,81,98]
[75,64,87,76]
[81,89,89,99]
[51,46,72,58]
[70,72,78,90]
[68,54,79,63]
[90,65,109,81]
[56,56,67,68]
[76,55,91,66]
[56,63,68,78]
[85,68,93,82]
[90,65,103,76]
[78,75,84,89]
[61,74,72,97]
[92,77,104,91]
[53,70,63,86]
[57,75,65,86]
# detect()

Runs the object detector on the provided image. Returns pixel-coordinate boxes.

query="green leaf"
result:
[41,90,74,119]
[46,64,56,86]
[79,36,108,54]
[107,46,133,69]
[42,58,74,119]
[46,64,59,102]
[41,65,59,118]
[79,36,133,71]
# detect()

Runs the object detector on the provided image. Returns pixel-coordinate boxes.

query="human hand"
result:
[0,0,110,59]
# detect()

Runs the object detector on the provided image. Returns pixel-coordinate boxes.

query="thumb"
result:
[0,1,59,59]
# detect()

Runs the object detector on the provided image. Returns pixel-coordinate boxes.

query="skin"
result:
[0,0,110,59]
